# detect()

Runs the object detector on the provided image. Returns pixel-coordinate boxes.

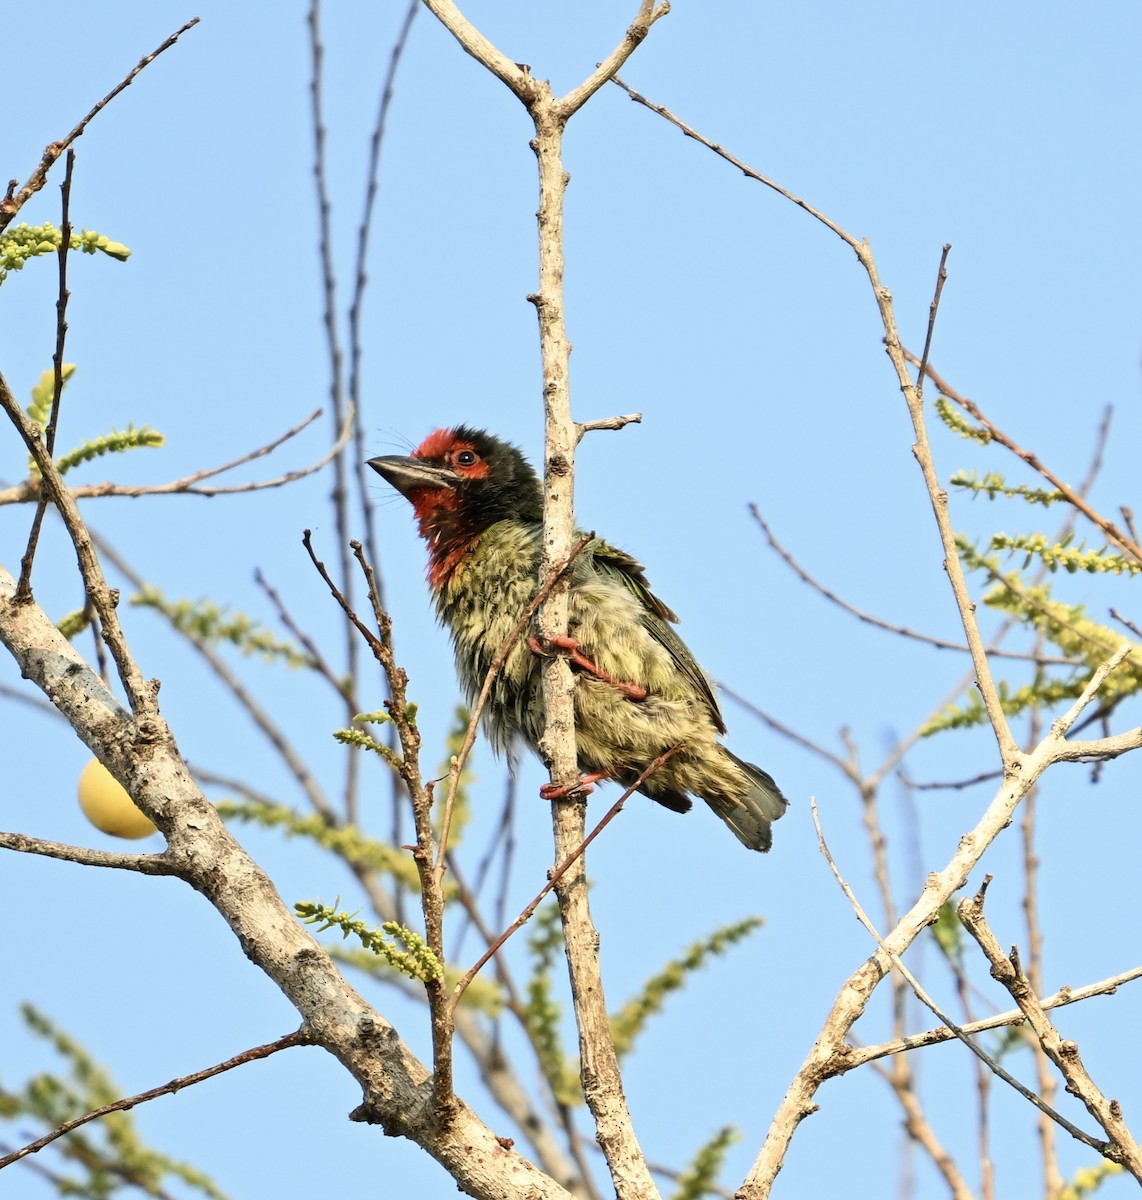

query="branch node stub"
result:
[348,1101,384,1127]
[134,716,164,745]
[989,958,1015,986]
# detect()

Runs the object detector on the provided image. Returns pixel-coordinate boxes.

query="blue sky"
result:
[3,4,1141,1198]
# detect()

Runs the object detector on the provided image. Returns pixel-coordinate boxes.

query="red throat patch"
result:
[408,428,495,590]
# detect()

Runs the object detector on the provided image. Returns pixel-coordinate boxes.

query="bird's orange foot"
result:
[527,635,648,701]
[539,770,610,801]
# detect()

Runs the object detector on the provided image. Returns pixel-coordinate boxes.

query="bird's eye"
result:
[456,450,478,467]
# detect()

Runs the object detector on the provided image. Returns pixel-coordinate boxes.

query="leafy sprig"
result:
[132,585,315,667]
[0,222,130,285]
[295,900,441,982]
[950,470,1065,506]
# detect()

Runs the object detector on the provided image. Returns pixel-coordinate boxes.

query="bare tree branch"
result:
[959,884,1142,1179]
[0,560,577,1200]
[851,965,1142,1067]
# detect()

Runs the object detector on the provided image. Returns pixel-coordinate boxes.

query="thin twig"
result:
[748,506,1072,665]
[347,539,454,1117]
[851,965,1142,1067]
[0,19,200,232]
[614,76,1019,775]
[0,407,350,506]
[17,150,74,598]
[344,1,418,834]
[0,371,152,715]
[1022,701,1063,1200]
[855,753,968,1196]
[254,567,350,702]
[576,412,642,441]
[450,744,683,1011]
[1109,608,1142,641]
[307,0,360,822]
[350,0,419,596]
[557,3,670,117]
[1122,507,1139,545]
[897,766,1003,793]
[914,244,952,405]
[0,1030,310,1171]
[304,531,455,1112]
[94,533,339,824]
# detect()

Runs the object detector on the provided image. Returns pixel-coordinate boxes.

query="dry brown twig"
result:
[1020,702,1063,1200]
[903,350,1142,564]
[850,964,1142,1067]
[748,505,1074,665]
[16,150,75,599]
[0,368,153,714]
[0,407,342,507]
[0,20,200,232]
[0,1031,310,1172]
[450,743,683,1011]
[302,530,456,1115]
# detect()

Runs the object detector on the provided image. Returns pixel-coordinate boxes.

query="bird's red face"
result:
[368,426,543,590]
[406,428,491,520]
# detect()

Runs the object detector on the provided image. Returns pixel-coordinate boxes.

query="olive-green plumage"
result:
[368,426,787,852]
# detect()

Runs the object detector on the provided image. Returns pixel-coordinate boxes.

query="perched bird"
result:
[368,427,788,852]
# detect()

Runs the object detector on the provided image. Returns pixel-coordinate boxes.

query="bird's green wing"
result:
[583,537,727,734]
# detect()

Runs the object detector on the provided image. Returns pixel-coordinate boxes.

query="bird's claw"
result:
[539,770,609,801]
[527,635,648,701]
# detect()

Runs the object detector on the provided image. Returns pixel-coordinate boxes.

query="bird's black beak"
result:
[367,455,457,500]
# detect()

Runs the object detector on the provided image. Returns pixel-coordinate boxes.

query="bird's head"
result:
[368,426,542,588]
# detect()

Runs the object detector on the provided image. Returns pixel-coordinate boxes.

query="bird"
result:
[368,426,788,852]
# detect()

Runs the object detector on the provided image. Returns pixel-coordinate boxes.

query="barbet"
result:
[368,427,788,852]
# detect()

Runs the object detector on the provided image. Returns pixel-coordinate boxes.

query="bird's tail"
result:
[711,750,789,853]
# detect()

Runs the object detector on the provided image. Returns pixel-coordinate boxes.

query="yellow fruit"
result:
[77,758,157,839]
